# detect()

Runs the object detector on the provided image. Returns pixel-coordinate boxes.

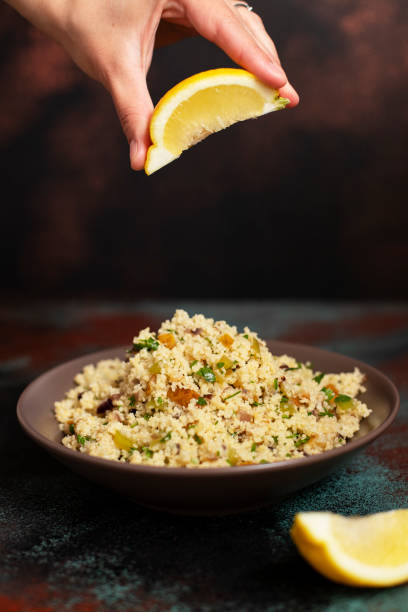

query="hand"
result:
[6,0,299,170]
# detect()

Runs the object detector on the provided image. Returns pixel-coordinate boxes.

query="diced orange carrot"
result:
[167,387,199,407]
[219,333,234,348]
[158,333,176,349]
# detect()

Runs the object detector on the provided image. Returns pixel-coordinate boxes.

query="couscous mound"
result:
[54,310,370,467]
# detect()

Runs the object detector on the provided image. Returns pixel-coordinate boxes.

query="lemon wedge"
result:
[290,510,408,587]
[145,68,289,174]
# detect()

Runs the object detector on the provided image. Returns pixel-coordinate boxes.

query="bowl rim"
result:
[17,341,400,479]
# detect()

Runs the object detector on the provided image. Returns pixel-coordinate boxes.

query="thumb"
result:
[110,69,154,171]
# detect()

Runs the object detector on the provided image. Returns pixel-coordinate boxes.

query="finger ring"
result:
[234,2,254,11]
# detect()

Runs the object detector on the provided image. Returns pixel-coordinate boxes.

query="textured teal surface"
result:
[1,301,408,611]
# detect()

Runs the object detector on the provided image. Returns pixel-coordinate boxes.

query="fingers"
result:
[109,68,154,171]
[233,5,300,107]
[279,81,299,108]
[185,0,287,89]
[233,6,281,64]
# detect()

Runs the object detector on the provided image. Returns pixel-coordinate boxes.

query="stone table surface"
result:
[1,300,407,611]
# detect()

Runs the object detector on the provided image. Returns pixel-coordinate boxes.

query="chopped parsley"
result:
[76,434,91,446]
[322,386,336,401]
[260,459,268,464]
[282,414,292,419]
[272,435,279,444]
[130,337,159,353]
[273,378,278,390]
[197,366,216,383]
[223,390,241,402]
[280,395,289,404]
[142,446,154,458]
[193,433,204,445]
[69,424,75,435]
[143,413,152,421]
[243,334,249,339]
[319,408,335,418]
[251,401,260,407]
[295,435,310,447]
[216,362,225,369]
[251,442,257,452]
[160,431,172,443]
[197,397,207,406]
[187,423,197,430]
[313,372,325,384]
[190,360,198,368]
[129,394,136,407]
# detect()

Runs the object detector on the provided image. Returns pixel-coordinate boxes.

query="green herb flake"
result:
[286,453,292,458]
[280,395,289,404]
[223,390,241,402]
[197,366,216,383]
[259,459,268,464]
[273,378,278,390]
[216,362,225,369]
[313,372,325,384]
[129,337,159,353]
[282,414,292,419]
[190,360,198,368]
[69,424,75,435]
[103,421,108,426]
[273,435,279,444]
[160,431,172,443]
[322,386,336,401]
[295,435,310,447]
[197,397,207,406]
[251,442,257,452]
[142,446,154,458]
[76,434,87,446]
[156,397,163,405]
[319,408,335,418]
[143,413,152,421]
[307,411,313,416]
[251,401,260,407]
[187,423,196,430]
[129,394,136,407]
[243,334,249,339]
[214,420,219,425]
[194,433,204,445]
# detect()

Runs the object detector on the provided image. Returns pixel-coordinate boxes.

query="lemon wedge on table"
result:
[290,510,408,587]
[145,68,289,175]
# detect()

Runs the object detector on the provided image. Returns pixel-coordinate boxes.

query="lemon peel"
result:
[145,68,289,174]
[291,510,408,587]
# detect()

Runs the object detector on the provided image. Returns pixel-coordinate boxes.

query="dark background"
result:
[1,0,407,301]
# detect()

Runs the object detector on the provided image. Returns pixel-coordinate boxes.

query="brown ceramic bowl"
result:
[17,341,399,515]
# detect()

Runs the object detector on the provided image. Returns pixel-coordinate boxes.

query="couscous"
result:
[54,310,370,467]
